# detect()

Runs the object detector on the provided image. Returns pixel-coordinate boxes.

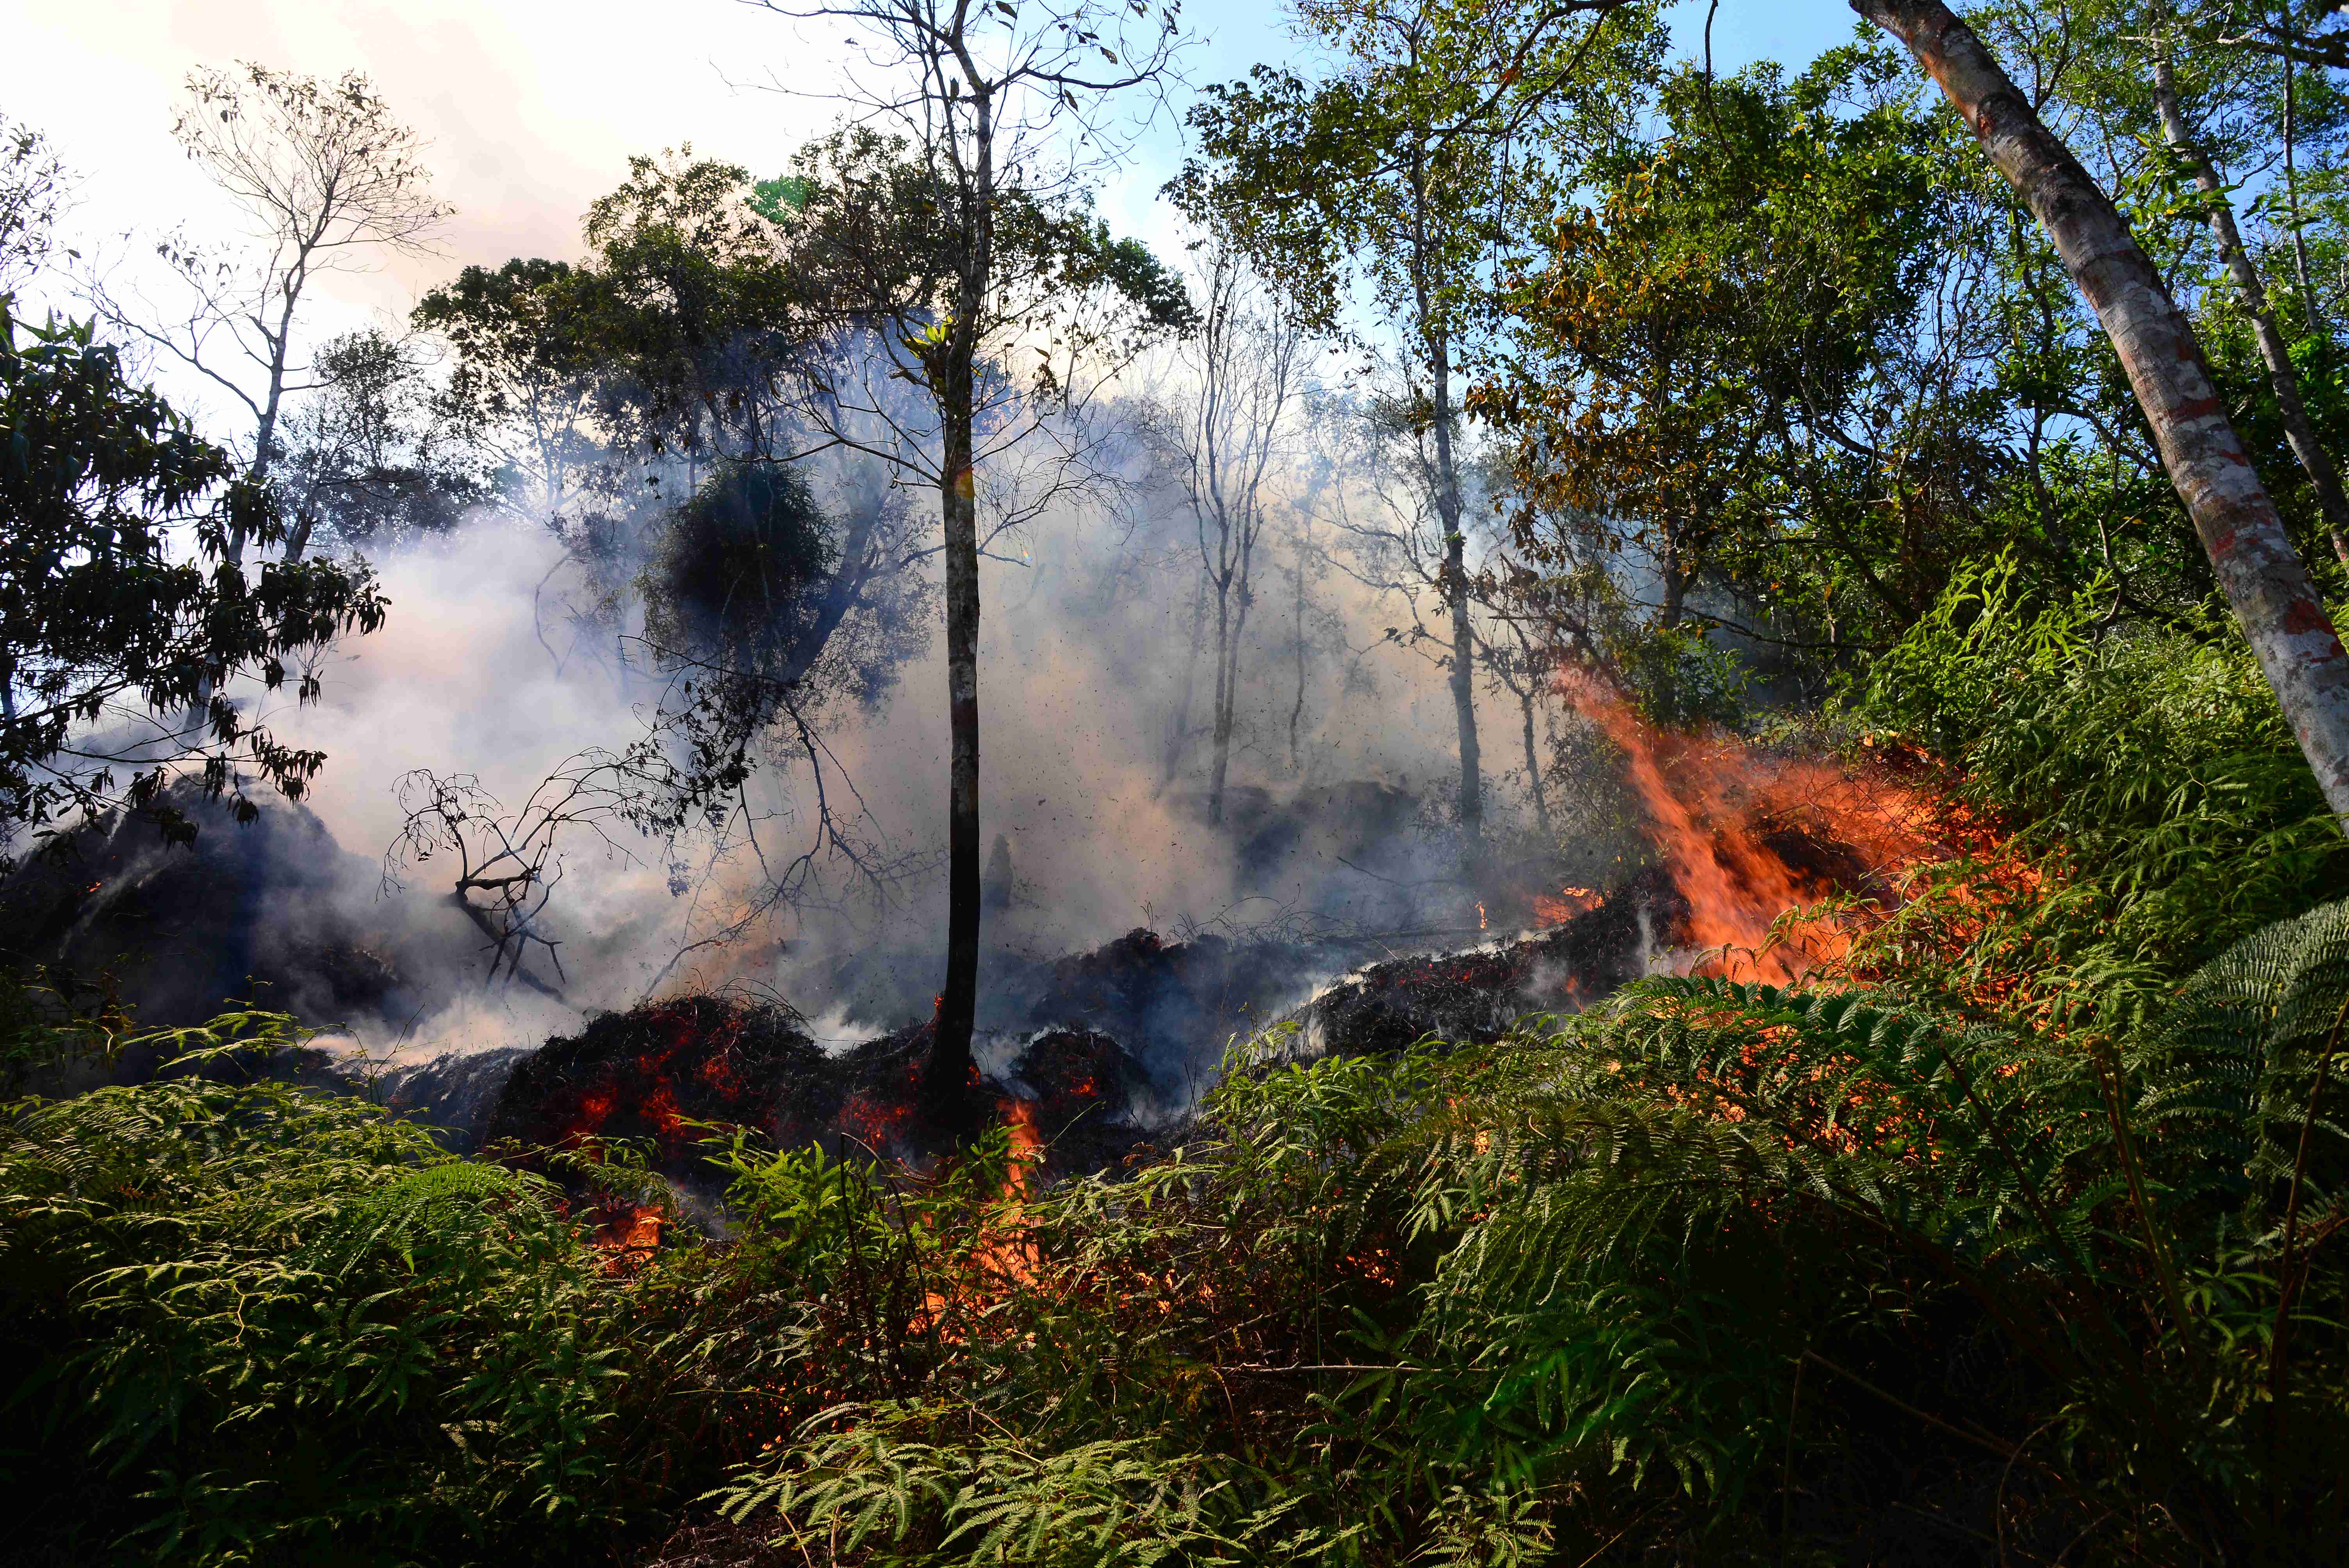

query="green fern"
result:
[300,1160,558,1275]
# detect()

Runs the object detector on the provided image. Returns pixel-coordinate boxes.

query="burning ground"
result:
[3,691,1961,1190]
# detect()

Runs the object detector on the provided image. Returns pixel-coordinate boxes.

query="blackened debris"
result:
[481,996,830,1174]
[1291,869,1689,1057]
[1004,926,1336,1073]
[1009,1027,1153,1176]
[474,999,1150,1185]
[0,784,413,1036]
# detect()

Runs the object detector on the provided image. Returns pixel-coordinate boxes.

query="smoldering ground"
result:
[5,440,1560,1101]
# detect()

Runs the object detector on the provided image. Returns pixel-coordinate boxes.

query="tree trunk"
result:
[1207,564,1233,825]
[2151,44,2349,567]
[1852,0,2349,824]
[928,392,984,1127]
[1520,685,1551,835]
[233,293,299,565]
[1406,135,1483,856]
[1210,527,1256,825]
[1290,551,1308,774]
[1159,570,1208,793]
[922,64,998,1132]
[1428,330,1483,848]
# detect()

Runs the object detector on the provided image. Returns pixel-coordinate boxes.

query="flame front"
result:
[1559,673,1940,981]
[1000,1096,1043,1203]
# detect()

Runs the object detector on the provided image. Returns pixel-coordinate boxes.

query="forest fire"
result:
[590,1203,666,1272]
[1558,675,1945,982]
[474,994,1151,1228]
[1531,886,1599,925]
[1000,1094,1043,1201]
[14,2,2346,1555]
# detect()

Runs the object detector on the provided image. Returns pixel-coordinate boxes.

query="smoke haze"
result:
[236,461,1532,1068]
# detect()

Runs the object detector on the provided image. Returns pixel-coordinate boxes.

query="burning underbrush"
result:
[459,994,1153,1209]
[397,730,1957,1209]
[1551,678,1955,980]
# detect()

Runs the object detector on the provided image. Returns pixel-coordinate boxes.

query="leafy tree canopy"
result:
[0,303,384,857]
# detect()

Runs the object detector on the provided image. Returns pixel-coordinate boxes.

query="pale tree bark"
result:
[1429,323,1483,850]
[1282,463,1332,775]
[1159,571,1208,792]
[1207,539,1255,821]
[1852,0,2349,823]
[1175,244,1304,826]
[1408,139,1483,853]
[1290,544,1310,773]
[2150,39,2349,567]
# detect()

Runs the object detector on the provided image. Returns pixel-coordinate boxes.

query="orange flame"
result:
[923,1098,1046,1323]
[1559,673,1939,982]
[1000,1096,1043,1203]
[589,1203,665,1274]
[1531,886,1599,925]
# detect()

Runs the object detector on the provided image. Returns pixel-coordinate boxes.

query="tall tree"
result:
[1165,240,1308,824]
[574,150,812,475]
[275,328,485,555]
[0,114,71,296]
[95,64,450,562]
[0,303,384,858]
[1852,0,2349,822]
[1485,46,1986,688]
[2146,9,2349,566]
[749,0,1189,1124]
[413,258,603,524]
[1180,0,1661,863]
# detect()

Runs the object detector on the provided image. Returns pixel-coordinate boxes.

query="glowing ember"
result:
[590,1203,665,1273]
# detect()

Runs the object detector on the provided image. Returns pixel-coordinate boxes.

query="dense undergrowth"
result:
[5,570,2348,1566]
[1841,556,2349,1021]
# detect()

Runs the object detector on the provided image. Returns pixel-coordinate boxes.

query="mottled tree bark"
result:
[1854,0,2349,823]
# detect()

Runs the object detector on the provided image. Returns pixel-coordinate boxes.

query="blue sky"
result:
[1165,0,1864,95]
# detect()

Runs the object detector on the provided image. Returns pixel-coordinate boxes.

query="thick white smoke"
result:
[260,455,1526,1064]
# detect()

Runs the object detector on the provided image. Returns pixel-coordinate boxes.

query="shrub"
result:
[0,1016,634,1566]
